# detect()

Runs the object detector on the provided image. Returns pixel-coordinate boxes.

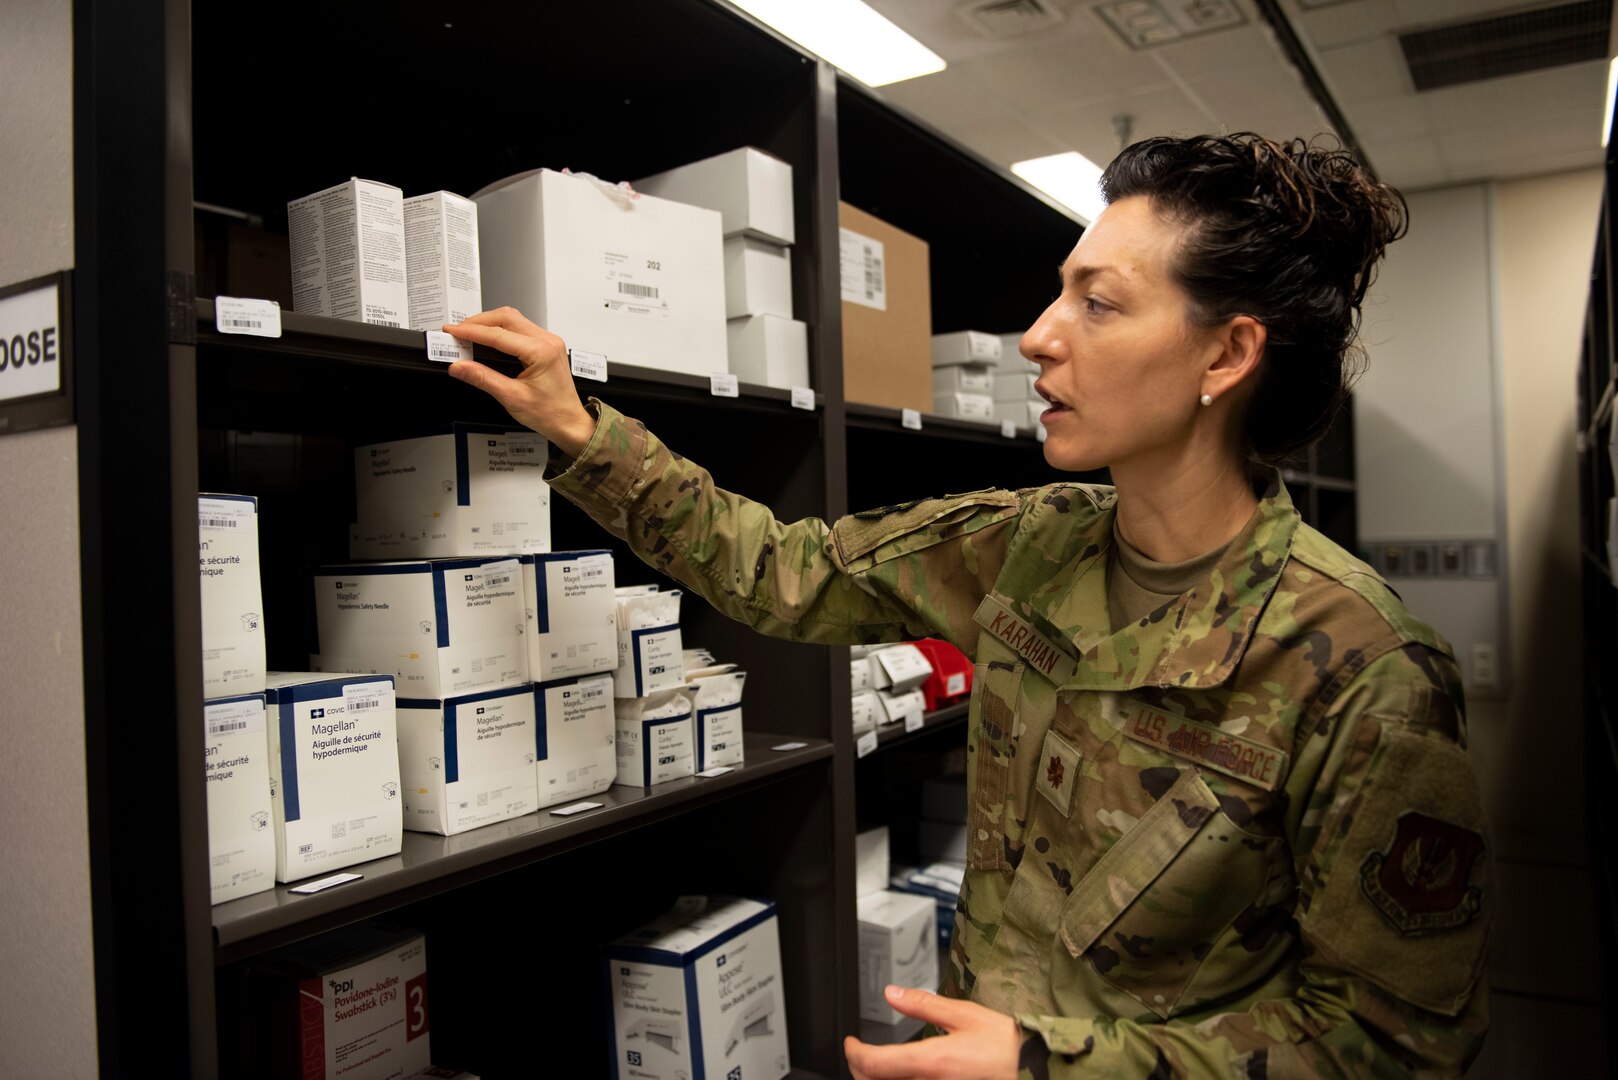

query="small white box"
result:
[858,891,939,1024]
[850,658,872,692]
[397,684,539,835]
[351,426,551,559]
[475,168,726,377]
[288,178,411,328]
[851,690,882,735]
[534,673,617,807]
[726,314,809,390]
[615,589,685,698]
[605,896,790,1080]
[930,330,1001,367]
[931,364,993,395]
[313,558,528,699]
[855,826,890,899]
[203,693,275,904]
[919,819,968,864]
[688,669,745,772]
[404,190,482,331]
[932,392,996,421]
[870,644,933,694]
[878,688,925,728]
[723,235,792,318]
[248,924,430,1080]
[997,332,1038,373]
[263,672,402,883]
[615,690,695,787]
[995,399,1047,428]
[637,147,795,244]
[993,370,1039,402]
[199,494,266,699]
[522,551,619,682]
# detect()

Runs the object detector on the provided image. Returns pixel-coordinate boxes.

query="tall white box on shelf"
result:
[474,169,725,376]
[615,691,695,788]
[605,896,791,1080]
[723,235,792,318]
[687,669,745,772]
[404,190,482,330]
[199,493,266,699]
[636,147,795,245]
[247,924,430,1080]
[615,589,685,698]
[203,693,275,904]
[522,551,619,682]
[287,178,411,328]
[726,314,808,390]
[350,425,550,560]
[263,672,402,883]
[313,558,528,699]
[396,684,539,836]
[534,673,616,807]
[857,891,939,1024]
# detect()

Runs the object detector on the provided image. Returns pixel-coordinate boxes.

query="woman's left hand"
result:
[844,986,1022,1080]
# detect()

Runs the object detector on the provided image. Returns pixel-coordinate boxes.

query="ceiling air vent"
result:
[1399,0,1612,92]
[1094,0,1245,50]
[956,0,1066,39]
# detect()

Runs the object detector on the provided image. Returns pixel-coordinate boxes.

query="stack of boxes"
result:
[612,586,694,787]
[930,331,1000,423]
[852,827,941,1027]
[994,330,1045,435]
[636,148,807,390]
[850,643,932,737]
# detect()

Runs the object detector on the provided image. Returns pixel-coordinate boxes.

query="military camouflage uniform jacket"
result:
[548,401,1491,1078]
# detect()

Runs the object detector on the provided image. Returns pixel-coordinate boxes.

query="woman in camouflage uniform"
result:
[445,134,1490,1079]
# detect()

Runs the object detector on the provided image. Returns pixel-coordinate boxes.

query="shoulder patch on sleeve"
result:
[831,488,1019,570]
[1303,715,1491,1015]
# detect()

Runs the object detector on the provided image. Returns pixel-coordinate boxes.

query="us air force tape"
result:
[1121,703,1288,792]
[972,593,1077,684]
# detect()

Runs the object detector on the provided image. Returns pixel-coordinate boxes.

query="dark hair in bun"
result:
[1099,133,1408,467]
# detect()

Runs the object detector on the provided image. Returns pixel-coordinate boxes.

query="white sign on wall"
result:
[0,279,63,404]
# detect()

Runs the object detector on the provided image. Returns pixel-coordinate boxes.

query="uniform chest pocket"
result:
[966,658,1023,872]
[1058,767,1282,1019]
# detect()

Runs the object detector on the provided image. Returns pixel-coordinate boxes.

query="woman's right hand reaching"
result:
[441,307,598,458]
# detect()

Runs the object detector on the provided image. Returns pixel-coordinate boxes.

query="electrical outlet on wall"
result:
[1471,643,1497,689]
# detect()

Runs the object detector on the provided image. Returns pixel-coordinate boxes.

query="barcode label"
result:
[343,682,388,717]
[214,297,282,339]
[483,559,519,590]
[289,872,363,895]
[709,372,739,398]
[618,282,659,299]
[579,681,608,702]
[1000,419,1018,439]
[582,566,607,580]
[205,698,264,739]
[839,229,887,311]
[569,349,609,382]
[424,330,471,364]
[551,801,603,817]
[198,497,254,532]
[374,319,402,328]
[856,731,878,758]
[791,386,815,410]
[199,517,238,528]
[349,698,380,711]
[901,409,922,431]
[904,712,924,733]
[485,574,511,587]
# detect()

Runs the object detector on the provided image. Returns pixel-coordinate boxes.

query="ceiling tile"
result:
[1362,133,1445,179]
[1187,63,1317,123]
[1028,84,1229,164]
[1344,95,1431,141]
[958,26,1174,111]
[1421,61,1607,132]
[1479,146,1605,181]
[948,114,1070,169]
[1152,22,1283,81]
[876,64,1018,129]
[1285,0,1402,50]
[1437,109,1603,169]
[1314,34,1413,102]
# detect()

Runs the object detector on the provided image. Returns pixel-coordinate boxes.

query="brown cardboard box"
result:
[840,203,931,412]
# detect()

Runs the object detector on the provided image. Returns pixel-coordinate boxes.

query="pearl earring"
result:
[1200,393,1213,407]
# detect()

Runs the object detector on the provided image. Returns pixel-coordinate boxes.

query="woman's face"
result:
[1024,195,1223,473]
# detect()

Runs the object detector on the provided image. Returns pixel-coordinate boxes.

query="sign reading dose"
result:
[0,279,63,404]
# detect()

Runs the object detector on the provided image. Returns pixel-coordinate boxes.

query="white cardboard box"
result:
[475,168,726,377]
[313,558,528,699]
[615,690,695,787]
[263,672,402,883]
[870,644,932,694]
[726,314,808,390]
[615,589,685,698]
[851,690,882,735]
[723,235,792,318]
[288,178,411,328]
[997,332,1038,373]
[931,364,993,395]
[522,551,619,682]
[932,392,995,422]
[878,688,925,729]
[930,330,1000,367]
[855,826,890,899]
[351,426,550,559]
[203,693,275,904]
[636,147,795,245]
[687,669,745,772]
[247,924,430,1080]
[995,399,1047,428]
[858,890,939,1024]
[404,190,482,331]
[605,896,790,1080]
[199,494,266,699]
[397,684,539,836]
[993,370,1039,401]
[534,673,617,808]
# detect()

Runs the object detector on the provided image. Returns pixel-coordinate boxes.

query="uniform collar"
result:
[1027,473,1298,692]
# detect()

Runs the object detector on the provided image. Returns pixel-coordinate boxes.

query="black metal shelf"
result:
[213,733,831,962]
[869,702,970,754]
[845,401,1044,446]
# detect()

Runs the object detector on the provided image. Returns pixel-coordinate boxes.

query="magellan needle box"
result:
[397,684,539,836]
[522,551,619,682]
[203,693,275,904]
[199,494,266,699]
[534,673,616,808]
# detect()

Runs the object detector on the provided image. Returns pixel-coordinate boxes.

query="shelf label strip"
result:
[288,872,362,895]
[424,330,471,364]
[570,349,609,382]
[215,296,282,339]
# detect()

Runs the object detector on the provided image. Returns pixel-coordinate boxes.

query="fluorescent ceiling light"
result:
[729,0,946,87]
[1011,151,1107,224]
[1605,56,1617,148]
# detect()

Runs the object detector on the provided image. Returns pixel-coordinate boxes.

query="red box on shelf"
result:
[912,639,973,712]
